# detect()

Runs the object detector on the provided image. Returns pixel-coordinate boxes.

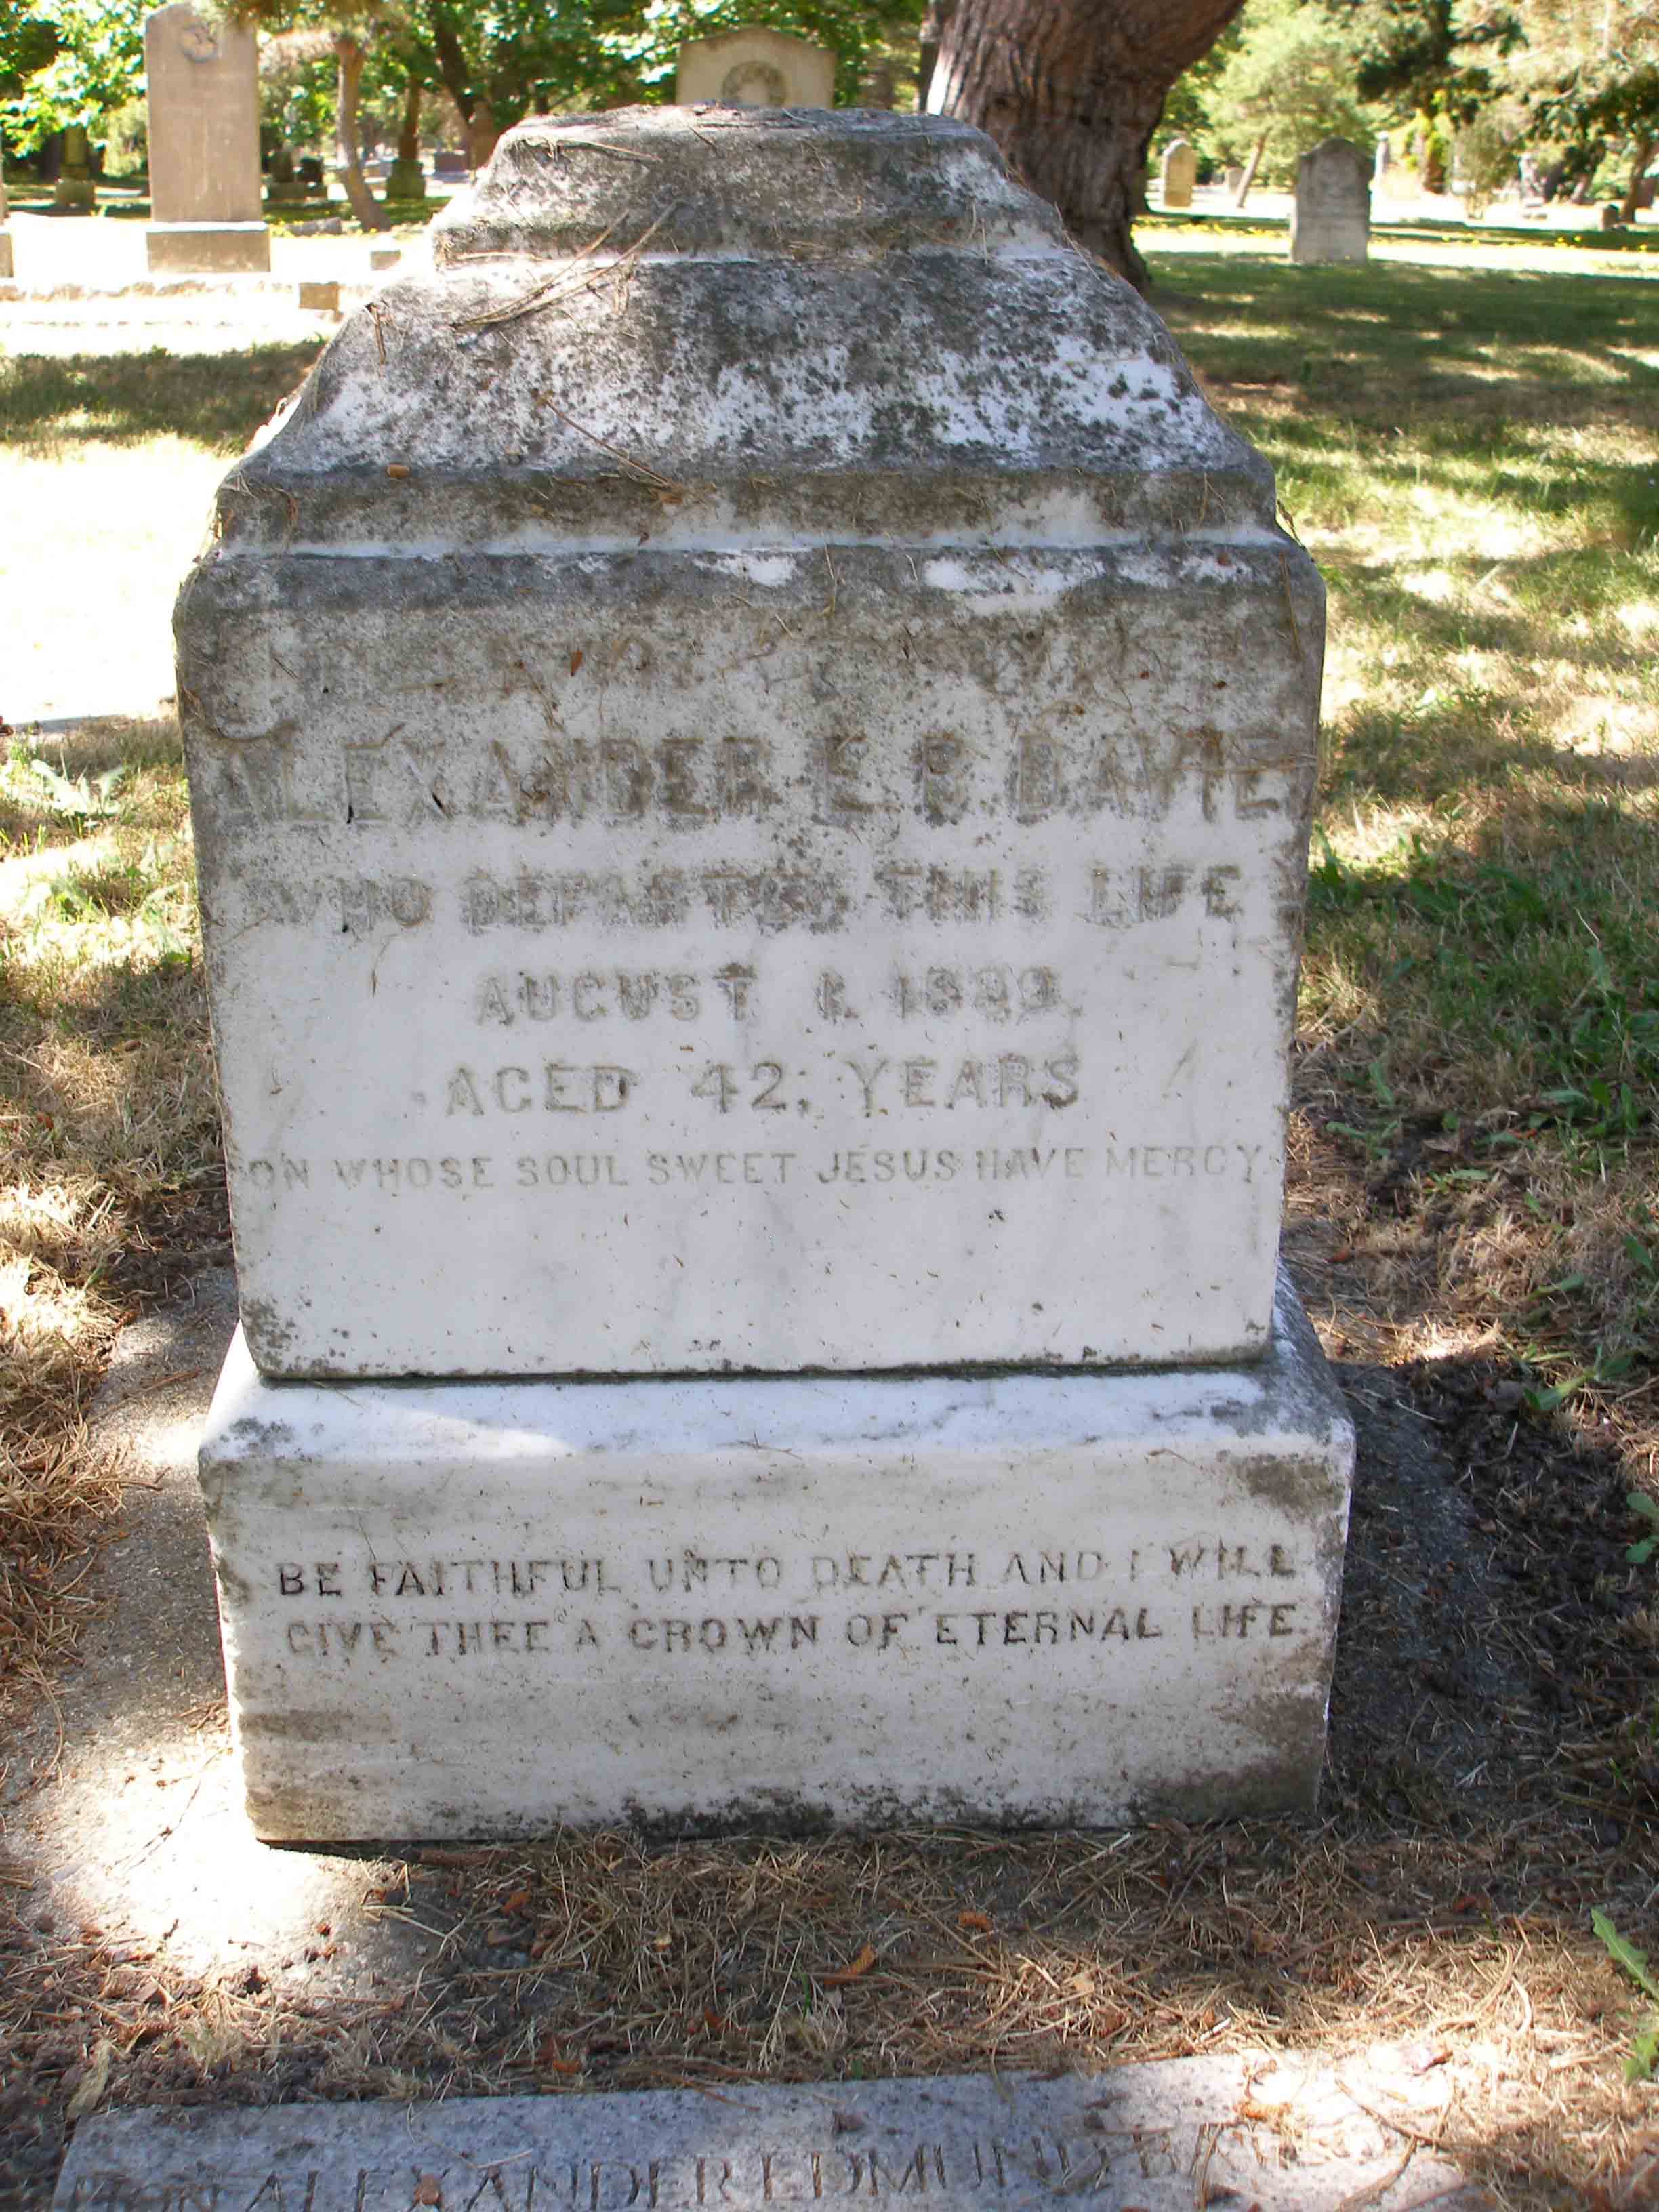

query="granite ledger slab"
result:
[52,2066,1495,2211]
[177,108,1324,1380]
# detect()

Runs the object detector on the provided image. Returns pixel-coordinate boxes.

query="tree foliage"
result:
[2,0,145,152]
[1456,0,1659,205]
[329,0,922,163]
[1204,0,1382,179]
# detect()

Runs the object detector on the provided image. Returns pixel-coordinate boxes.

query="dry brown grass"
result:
[3,1812,1653,2208]
[0,716,224,1710]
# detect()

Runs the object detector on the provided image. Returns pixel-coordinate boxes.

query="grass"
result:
[1,242,1658,2208]
[1150,251,1659,1477]
[0,722,221,1694]
[0,350,319,1698]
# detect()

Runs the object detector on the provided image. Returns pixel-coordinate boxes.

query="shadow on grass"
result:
[1152,254,1659,430]
[0,343,324,454]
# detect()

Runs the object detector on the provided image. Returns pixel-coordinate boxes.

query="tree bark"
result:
[926,0,1248,289]
[466,108,499,169]
[417,6,497,169]
[1620,129,1654,224]
[397,77,422,166]
[335,37,390,231]
[1233,131,1267,209]
[920,0,956,110]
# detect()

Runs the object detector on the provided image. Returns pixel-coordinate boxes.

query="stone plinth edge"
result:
[199,1269,1354,1841]
[432,108,1061,262]
[146,221,271,274]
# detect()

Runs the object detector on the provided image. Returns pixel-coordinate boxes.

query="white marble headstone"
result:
[178,110,1324,1380]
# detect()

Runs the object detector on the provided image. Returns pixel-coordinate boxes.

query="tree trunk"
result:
[398,77,422,165]
[926,0,1248,289]
[417,6,498,170]
[920,0,956,108]
[466,109,499,170]
[1233,131,1267,209]
[335,39,390,231]
[1620,129,1654,225]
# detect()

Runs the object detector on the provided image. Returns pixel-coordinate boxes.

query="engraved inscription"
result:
[206,722,1311,832]
[266,1532,1319,1671]
[238,1139,1276,1201]
[64,2117,1209,2211]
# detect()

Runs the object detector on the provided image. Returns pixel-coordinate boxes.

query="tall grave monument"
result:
[675,28,836,107]
[144,2,270,273]
[178,108,1353,1839]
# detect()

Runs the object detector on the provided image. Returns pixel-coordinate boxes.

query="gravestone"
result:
[1224,163,1243,197]
[144,2,270,272]
[0,168,12,279]
[54,123,96,210]
[1289,137,1370,264]
[177,106,1351,1840]
[1160,138,1197,209]
[266,144,306,205]
[51,2064,1498,2212]
[297,278,341,310]
[676,27,836,108]
[432,148,469,178]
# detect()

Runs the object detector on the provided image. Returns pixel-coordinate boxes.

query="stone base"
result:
[387,157,427,199]
[201,1271,1353,1842]
[52,2063,1498,2211]
[54,177,96,210]
[146,221,271,273]
[1288,219,1370,265]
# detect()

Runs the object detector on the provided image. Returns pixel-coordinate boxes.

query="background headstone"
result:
[1290,137,1370,264]
[0,166,12,279]
[1160,138,1197,209]
[53,123,96,210]
[177,106,1349,1838]
[144,3,270,272]
[266,142,306,206]
[1224,162,1244,197]
[675,27,836,107]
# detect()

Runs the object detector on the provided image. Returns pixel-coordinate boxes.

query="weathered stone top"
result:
[432,108,1061,261]
[209,108,1278,555]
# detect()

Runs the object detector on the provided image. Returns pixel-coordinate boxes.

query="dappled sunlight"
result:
[1555,696,1659,755]
[1,443,224,723]
[24,1708,391,1982]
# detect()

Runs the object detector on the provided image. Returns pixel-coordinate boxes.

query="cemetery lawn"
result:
[1,254,1658,2207]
